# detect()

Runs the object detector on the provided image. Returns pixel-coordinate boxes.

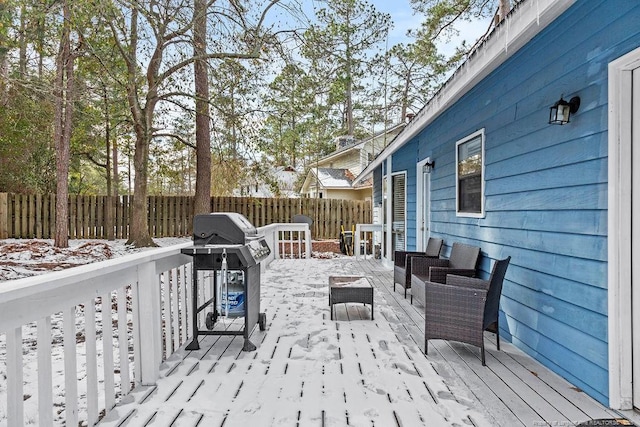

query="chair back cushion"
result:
[425,237,444,257]
[483,257,511,329]
[449,243,481,270]
[292,214,313,226]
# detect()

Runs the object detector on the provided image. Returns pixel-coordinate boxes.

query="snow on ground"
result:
[0,238,190,282]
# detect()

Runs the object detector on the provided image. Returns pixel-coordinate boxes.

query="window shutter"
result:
[392,174,406,251]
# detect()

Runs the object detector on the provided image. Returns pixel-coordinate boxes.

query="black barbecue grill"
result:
[181,213,271,351]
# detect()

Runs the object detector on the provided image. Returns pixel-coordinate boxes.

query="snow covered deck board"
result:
[98,257,621,427]
[355,258,621,425]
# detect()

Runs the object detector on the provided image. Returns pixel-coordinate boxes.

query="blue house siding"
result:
[386,0,640,405]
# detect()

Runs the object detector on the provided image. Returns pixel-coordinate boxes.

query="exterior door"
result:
[633,66,640,409]
[382,175,388,260]
[421,166,431,250]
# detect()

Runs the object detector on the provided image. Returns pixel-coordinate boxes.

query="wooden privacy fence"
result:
[0,193,372,240]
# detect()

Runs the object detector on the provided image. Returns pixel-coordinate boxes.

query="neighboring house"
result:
[299,124,405,200]
[356,0,640,410]
[300,167,373,201]
[234,165,299,198]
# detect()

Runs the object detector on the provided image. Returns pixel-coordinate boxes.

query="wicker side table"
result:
[329,275,374,320]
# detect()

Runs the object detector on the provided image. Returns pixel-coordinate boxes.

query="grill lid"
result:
[193,212,258,245]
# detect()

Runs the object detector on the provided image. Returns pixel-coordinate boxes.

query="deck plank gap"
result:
[142,411,157,427]
[233,380,244,399]
[423,381,439,404]
[164,380,183,402]
[186,361,199,376]
[392,410,401,427]
[139,385,158,404]
[187,379,205,402]
[114,409,136,427]
[168,408,183,426]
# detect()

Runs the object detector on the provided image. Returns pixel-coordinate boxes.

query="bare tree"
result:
[103,0,283,246]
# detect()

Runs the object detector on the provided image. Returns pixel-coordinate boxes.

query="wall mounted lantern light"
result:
[549,96,580,125]
[423,160,435,174]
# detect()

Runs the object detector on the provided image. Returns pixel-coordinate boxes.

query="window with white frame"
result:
[456,130,485,217]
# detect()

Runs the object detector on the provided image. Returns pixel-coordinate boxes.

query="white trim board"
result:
[416,157,433,252]
[607,46,640,410]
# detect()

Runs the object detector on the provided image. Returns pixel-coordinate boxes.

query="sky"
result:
[295,0,490,54]
[371,0,423,45]
[371,0,490,55]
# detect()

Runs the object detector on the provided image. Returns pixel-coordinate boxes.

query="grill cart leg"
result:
[243,340,257,351]
[186,269,201,350]
[186,338,200,350]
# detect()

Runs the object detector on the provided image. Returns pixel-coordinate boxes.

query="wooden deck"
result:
[99,257,635,427]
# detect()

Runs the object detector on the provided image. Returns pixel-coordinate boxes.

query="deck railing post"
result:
[7,326,24,427]
[136,261,162,385]
[271,227,280,260]
[304,224,311,259]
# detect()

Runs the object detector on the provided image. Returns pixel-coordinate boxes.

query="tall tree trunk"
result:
[0,0,7,106]
[36,6,45,79]
[127,123,155,246]
[124,8,156,247]
[103,84,115,240]
[112,127,119,239]
[193,0,211,216]
[113,138,119,196]
[18,5,27,78]
[400,73,410,123]
[53,0,75,248]
[0,56,6,107]
[345,9,354,136]
[345,51,354,135]
[0,47,7,107]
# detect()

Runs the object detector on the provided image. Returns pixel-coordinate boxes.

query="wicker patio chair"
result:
[410,242,480,305]
[393,237,444,298]
[424,256,511,366]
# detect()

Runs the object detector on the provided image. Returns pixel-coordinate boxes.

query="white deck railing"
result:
[0,223,310,427]
[260,223,312,261]
[354,223,382,260]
